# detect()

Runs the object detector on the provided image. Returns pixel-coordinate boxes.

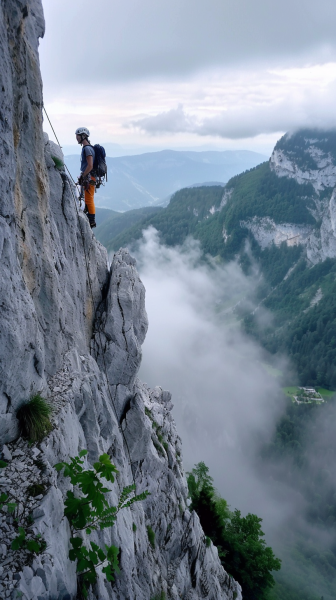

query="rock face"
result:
[0,2,241,599]
[240,217,313,250]
[240,130,336,264]
[270,132,336,193]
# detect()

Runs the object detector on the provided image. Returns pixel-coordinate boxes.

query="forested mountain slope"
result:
[102,186,225,252]
[95,206,162,251]
[108,129,336,389]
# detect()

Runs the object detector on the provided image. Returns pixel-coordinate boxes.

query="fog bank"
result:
[135,227,293,530]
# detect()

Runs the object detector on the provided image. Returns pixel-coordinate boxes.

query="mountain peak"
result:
[270,128,336,192]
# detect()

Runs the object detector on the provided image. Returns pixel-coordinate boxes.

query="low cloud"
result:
[133,228,336,599]
[134,227,293,530]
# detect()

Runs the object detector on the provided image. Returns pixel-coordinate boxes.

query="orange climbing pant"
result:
[84,177,96,215]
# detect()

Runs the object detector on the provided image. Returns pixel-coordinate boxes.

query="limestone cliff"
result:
[0,2,241,599]
[239,129,336,265]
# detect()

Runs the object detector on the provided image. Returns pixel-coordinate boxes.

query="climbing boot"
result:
[88,213,96,229]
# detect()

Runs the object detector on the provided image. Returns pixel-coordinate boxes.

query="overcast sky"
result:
[40,0,336,154]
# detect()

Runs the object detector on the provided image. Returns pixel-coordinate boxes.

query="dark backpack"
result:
[87,144,107,187]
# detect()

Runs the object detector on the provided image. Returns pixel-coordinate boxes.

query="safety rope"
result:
[42,105,137,492]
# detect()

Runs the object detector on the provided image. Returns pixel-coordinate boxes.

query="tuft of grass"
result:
[0,460,8,469]
[132,522,137,532]
[51,156,64,170]
[147,525,155,548]
[16,394,52,443]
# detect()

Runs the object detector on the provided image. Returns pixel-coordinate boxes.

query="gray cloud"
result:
[130,89,336,139]
[41,0,336,86]
[128,105,196,135]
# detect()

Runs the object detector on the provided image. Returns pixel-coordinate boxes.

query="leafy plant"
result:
[55,450,149,598]
[0,492,46,555]
[0,460,7,468]
[16,394,52,442]
[147,525,155,548]
[11,526,46,553]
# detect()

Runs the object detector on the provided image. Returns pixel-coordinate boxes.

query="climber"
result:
[75,127,96,229]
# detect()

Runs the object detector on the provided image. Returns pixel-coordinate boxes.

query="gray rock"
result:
[241,138,336,265]
[2,446,12,461]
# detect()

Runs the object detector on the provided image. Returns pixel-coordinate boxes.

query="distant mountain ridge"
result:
[98,128,336,390]
[65,149,266,212]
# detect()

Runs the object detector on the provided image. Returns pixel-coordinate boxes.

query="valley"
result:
[97,129,336,391]
[95,127,336,600]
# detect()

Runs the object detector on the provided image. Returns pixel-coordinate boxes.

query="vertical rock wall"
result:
[0,0,107,443]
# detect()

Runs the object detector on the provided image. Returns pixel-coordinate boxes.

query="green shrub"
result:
[147,525,155,548]
[16,394,52,442]
[132,523,137,532]
[187,462,281,600]
[0,460,7,468]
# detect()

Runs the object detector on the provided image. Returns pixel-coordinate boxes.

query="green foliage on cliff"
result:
[0,491,46,555]
[55,450,149,598]
[187,462,281,600]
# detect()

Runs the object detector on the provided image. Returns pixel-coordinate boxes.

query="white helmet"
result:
[75,127,90,138]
